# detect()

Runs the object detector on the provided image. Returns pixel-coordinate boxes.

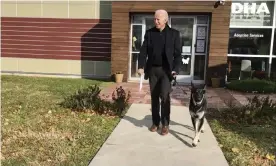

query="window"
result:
[194,55,205,80]
[228,28,272,55]
[145,17,155,30]
[227,57,270,81]
[228,1,276,80]
[130,16,144,78]
[195,26,207,53]
[271,58,276,81]
[273,28,276,55]
[132,25,142,52]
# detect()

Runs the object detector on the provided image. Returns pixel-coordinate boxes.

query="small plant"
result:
[61,84,131,117]
[220,95,276,125]
[60,85,101,111]
[111,86,131,116]
[243,95,276,124]
[92,98,114,115]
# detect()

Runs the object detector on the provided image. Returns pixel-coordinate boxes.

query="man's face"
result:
[154,13,167,30]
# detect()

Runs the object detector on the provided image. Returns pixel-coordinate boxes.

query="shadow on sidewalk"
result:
[123,114,194,148]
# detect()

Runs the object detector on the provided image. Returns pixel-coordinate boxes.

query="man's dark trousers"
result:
[149,66,171,127]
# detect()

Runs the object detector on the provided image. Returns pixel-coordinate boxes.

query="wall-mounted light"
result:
[214,0,226,8]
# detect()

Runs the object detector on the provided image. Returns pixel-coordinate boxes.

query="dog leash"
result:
[171,76,188,95]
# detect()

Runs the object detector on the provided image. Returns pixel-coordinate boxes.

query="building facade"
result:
[1,0,112,79]
[1,0,276,85]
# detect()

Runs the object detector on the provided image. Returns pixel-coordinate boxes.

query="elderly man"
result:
[138,9,181,135]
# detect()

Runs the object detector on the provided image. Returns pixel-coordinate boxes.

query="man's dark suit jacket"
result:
[138,24,182,81]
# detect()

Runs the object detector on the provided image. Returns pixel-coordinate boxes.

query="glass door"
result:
[170,16,196,83]
[129,15,209,83]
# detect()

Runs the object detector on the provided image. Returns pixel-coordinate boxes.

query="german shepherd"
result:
[189,82,207,147]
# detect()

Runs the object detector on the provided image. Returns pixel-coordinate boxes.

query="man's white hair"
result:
[155,9,169,21]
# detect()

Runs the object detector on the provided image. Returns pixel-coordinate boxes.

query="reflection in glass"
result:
[145,17,155,30]
[177,57,191,75]
[273,28,276,55]
[131,53,139,78]
[132,15,143,24]
[171,18,194,48]
[271,58,276,81]
[171,18,194,75]
[197,16,208,24]
[132,25,142,52]
[228,28,272,55]
[194,55,205,80]
[227,57,269,81]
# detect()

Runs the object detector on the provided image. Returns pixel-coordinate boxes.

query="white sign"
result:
[230,1,273,26]
[233,33,264,38]
[232,2,270,14]
[182,46,191,53]
[182,57,190,65]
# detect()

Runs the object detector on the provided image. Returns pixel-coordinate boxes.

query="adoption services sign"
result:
[233,33,264,38]
[231,1,273,26]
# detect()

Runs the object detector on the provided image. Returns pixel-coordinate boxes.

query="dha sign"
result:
[231,2,270,14]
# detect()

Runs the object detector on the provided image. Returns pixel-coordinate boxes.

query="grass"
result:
[1,75,120,166]
[207,108,276,166]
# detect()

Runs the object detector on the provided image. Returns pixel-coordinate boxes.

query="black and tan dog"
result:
[189,82,207,147]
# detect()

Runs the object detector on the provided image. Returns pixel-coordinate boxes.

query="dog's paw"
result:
[192,139,198,147]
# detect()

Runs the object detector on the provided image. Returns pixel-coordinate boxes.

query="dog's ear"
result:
[202,84,206,93]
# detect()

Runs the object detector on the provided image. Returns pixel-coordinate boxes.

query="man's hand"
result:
[172,71,177,78]
[138,68,144,76]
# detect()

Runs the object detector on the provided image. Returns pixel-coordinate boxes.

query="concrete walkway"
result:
[89,104,229,166]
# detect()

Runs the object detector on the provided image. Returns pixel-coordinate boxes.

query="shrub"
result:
[245,96,276,121]
[220,95,276,125]
[60,85,101,111]
[61,85,131,116]
[112,86,131,116]
[226,79,276,93]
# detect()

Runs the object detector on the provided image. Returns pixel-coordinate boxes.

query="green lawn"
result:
[207,108,276,166]
[1,75,119,166]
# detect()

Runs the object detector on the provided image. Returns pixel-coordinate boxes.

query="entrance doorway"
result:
[129,14,210,84]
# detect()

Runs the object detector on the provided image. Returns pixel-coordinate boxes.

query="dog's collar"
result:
[192,94,205,106]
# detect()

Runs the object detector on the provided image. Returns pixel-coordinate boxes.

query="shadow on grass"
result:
[206,108,276,165]
[81,76,112,82]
